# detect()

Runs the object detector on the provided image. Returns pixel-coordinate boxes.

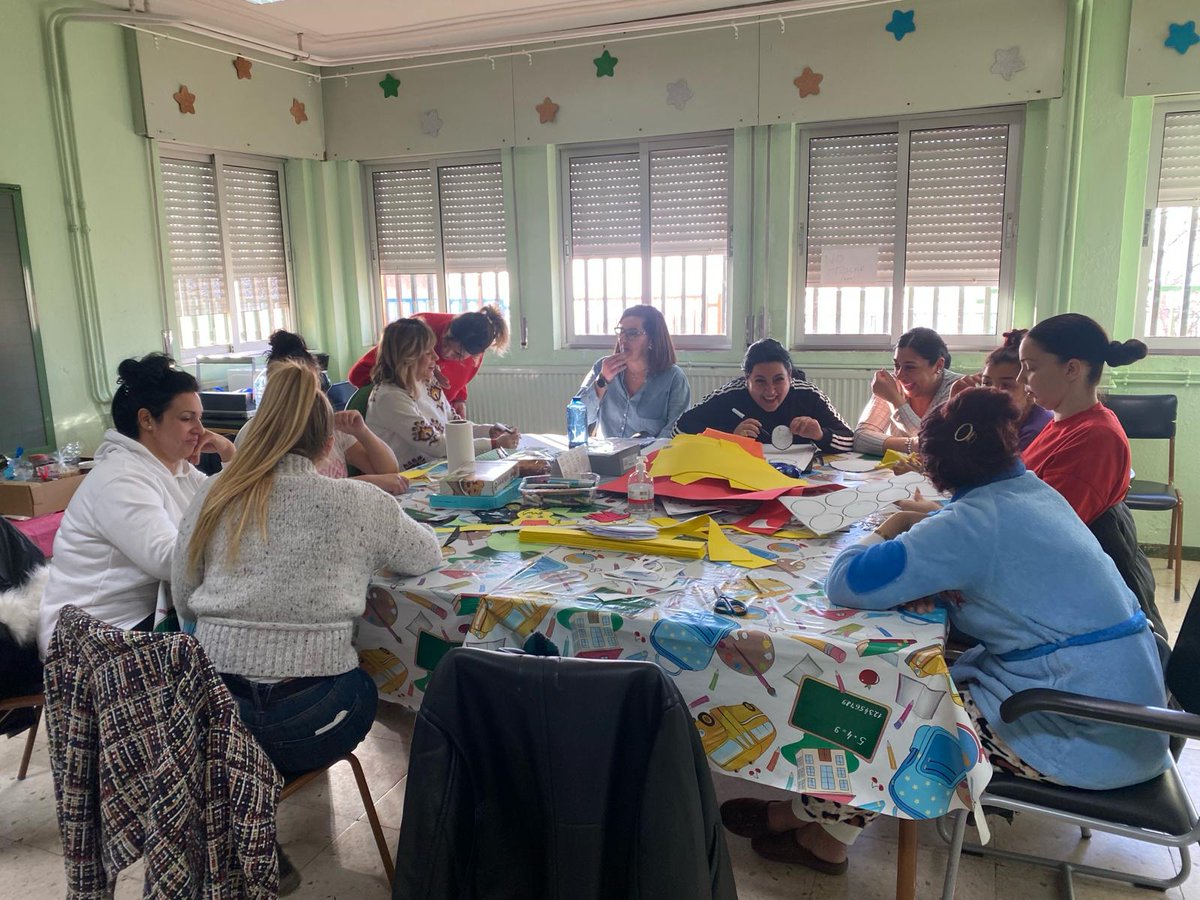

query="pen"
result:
[731,407,746,419]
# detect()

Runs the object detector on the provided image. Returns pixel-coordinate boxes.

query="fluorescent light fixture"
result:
[244,0,287,5]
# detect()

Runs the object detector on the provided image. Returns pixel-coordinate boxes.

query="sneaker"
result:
[277,842,301,896]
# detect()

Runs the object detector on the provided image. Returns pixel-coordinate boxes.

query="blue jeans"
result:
[222,668,378,775]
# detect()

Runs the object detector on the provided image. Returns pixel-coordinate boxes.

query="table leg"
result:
[896,819,918,900]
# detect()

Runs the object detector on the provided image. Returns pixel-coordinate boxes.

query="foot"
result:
[277,843,301,896]
[721,798,805,839]
[751,824,850,875]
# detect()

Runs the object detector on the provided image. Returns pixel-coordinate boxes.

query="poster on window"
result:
[820,246,879,285]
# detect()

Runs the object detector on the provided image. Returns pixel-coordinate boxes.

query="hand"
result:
[192,430,235,465]
[871,369,905,407]
[599,354,629,383]
[789,416,822,441]
[891,456,923,475]
[901,597,939,615]
[874,510,928,540]
[733,417,763,439]
[333,410,369,438]
[949,373,984,397]
[360,473,410,495]
[433,367,451,390]
[491,427,520,450]
[450,400,467,419]
[895,488,940,514]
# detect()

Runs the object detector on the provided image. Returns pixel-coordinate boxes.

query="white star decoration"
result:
[666,78,694,110]
[990,46,1026,81]
[420,109,443,137]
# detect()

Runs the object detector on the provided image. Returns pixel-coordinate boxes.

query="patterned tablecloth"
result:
[353,466,991,823]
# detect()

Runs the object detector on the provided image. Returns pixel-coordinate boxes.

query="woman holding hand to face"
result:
[951,329,1051,451]
[854,327,960,455]
[674,339,853,452]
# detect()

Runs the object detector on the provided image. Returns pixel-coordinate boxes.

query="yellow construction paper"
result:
[879,449,918,470]
[518,527,706,559]
[400,461,444,481]
[649,434,802,491]
[705,519,775,569]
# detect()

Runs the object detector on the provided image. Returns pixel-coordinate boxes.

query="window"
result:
[159,153,293,356]
[1138,102,1200,349]
[561,133,733,347]
[796,111,1021,348]
[366,156,509,326]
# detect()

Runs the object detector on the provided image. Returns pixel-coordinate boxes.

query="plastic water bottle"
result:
[627,458,655,519]
[567,394,588,448]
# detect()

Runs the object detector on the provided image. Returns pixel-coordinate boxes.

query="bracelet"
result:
[904,437,914,454]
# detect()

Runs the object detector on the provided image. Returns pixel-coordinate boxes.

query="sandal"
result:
[750,830,849,876]
[719,798,776,839]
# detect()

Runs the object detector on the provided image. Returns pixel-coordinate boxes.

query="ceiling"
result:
[100,0,864,63]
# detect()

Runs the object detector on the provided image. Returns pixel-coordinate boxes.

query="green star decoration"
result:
[379,73,400,98]
[593,49,618,78]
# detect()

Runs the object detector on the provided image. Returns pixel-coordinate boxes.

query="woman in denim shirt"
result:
[578,305,691,439]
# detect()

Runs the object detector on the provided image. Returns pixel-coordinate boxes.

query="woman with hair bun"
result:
[347,305,509,418]
[1018,314,1146,525]
[951,329,1051,450]
[721,387,1169,872]
[37,353,235,655]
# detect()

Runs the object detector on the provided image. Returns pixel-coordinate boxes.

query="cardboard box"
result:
[437,459,518,497]
[0,473,87,518]
[586,439,643,477]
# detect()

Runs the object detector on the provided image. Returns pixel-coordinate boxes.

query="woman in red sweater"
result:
[348,305,509,417]
[1019,314,1146,525]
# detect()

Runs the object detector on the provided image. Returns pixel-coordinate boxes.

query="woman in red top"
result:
[1019,313,1146,524]
[348,305,509,417]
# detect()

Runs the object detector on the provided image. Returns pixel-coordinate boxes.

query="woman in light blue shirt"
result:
[579,305,691,439]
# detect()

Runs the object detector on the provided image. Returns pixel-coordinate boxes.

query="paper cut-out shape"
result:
[793,66,823,98]
[829,457,877,473]
[536,96,559,123]
[779,471,934,536]
[290,98,307,124]
[990,46,1025,80]
[666,78,693,109]
[885,9,916,41]
[173,85,196,114]
[1165,21,1200,55]
[379,73,401,97]
[233,57,253,80]
[594,49,619,77]
[421,109,443,137]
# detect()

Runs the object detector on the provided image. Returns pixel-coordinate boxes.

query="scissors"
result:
[713,588,749,617]
[440,526,462,548]
[476,508,519,524]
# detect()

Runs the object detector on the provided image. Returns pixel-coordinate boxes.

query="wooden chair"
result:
[0,692,44,780]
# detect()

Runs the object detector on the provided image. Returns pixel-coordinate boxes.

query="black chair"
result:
[1101,393,1184,601]
[938,598,1200,899]
[327,380,357,412]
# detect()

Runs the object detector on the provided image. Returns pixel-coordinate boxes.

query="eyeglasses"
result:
[614,327,646,338]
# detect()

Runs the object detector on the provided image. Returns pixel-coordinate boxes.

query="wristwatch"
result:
[595,373,608,389]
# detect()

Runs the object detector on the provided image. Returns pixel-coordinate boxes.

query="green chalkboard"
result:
[789,676,890,761]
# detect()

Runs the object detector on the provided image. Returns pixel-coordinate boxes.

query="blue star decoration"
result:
[594,49,618,78]
[885,9,916,42]
[1165,21,1200,55]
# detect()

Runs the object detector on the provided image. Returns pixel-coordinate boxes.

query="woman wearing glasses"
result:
[577,305,691,439]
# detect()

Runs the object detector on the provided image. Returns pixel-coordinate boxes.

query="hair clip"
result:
[954,423,977,443]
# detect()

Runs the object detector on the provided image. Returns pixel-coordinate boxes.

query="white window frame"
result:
[159,147,296,361]
[1135,97,1200,354]
[363,152,508,334]
[793,108,1023,351]
[559,131,735,351]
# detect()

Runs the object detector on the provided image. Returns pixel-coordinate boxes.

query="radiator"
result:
[468,367,874,433]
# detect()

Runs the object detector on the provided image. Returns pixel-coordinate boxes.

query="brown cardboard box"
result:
[0,473,87,517]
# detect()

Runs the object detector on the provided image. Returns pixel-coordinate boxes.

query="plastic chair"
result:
[327,380,357,412]
[1101,394,1184,601]
[938,603,1200,899]
[0,692,43,779]
[347,384,372,417]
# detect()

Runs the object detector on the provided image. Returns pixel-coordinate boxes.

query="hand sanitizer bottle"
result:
[627,458,655,519]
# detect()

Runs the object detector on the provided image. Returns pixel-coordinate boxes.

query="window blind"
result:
[649,145,730,255]
[805,133,898,287]
[1157,111,1200,205]
[904,124,1009,286]
[438,161,507,269]
[160,157,228,314]
[222,166,289,283]
[372,168,439,271]
[568,153,641,257]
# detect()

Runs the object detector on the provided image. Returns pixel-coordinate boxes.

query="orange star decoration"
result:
[290,98,308,125]
[536,97,559,124]
[233,56,253,80]
[173,85,196,114]
[793,66,823,98]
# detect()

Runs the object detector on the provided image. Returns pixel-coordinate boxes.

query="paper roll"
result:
[446,420,475,473]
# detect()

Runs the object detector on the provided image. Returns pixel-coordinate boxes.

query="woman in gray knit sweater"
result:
[173,361,442,776]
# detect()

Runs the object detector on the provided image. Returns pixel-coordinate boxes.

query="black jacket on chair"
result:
[0,518,45,720]
[394,649,738,900]
[1088,502,1167,639]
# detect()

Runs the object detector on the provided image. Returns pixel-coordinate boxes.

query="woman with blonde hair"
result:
[173,361,441,778]
[365,317,519,469]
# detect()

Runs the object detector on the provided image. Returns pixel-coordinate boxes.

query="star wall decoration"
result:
[885,9,916,42]
[290,98,307,124]
[173,85,196,114]
[666,78,693,110]
[990,46,1026,81]
[232,56,253,80]
[793,67,823,98]
[536,97,559,124]
[421,109,444,137]
[379,73,401,97]
[594,49,618,77]
[1165,21,1200,55]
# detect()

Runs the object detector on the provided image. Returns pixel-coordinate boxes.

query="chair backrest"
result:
[327,380,356,411]
[1101,393,1177,440]
[346,384,372,416]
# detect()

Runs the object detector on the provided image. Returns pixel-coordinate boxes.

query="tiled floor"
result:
[1,560,1196,899]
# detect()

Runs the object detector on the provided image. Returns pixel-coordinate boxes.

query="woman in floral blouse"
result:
[364,318,520,470]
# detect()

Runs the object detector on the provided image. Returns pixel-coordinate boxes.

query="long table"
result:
[353,459,990,898]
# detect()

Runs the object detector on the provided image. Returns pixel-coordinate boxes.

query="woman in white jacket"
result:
[365,317,520,469]
[37,354,234,656]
